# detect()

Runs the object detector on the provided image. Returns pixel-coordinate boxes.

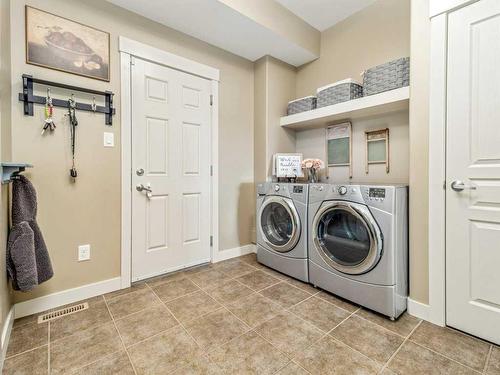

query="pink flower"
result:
[301,158,324,170]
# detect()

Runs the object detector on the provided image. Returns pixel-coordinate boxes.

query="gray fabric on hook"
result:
[6,175,53,291]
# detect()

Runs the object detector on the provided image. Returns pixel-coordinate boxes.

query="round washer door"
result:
[259,196,301,252]
[312,201,383,275]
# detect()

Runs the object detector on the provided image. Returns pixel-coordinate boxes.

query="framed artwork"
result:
[326,122,352,178]
[365,128,390,174]
[25,6,110,81]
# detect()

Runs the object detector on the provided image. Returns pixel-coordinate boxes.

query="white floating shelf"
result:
[280,86,410,130]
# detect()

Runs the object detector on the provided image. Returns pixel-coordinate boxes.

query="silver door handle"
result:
[136,183,152,193]
[451,180,476,192]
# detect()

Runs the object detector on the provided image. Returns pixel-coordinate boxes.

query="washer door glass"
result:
[317,208,371,267]
[260,200,295,249]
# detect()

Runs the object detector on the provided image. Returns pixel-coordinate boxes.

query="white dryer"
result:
[256,182,308,282]
[308,183,408,319]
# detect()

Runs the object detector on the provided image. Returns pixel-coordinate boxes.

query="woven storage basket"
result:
[363,57,410,96]
[287,96,317,115]
[316,79,363,108]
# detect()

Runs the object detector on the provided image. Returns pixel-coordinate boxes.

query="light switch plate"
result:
[103,132,114,147]
[78,244,91,261]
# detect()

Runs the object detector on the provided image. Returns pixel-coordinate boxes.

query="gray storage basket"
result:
[287,96,317,115]
[316,80,363,108]
[363,57,410,96]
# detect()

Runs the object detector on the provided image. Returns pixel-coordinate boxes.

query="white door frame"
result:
[426,12,447,326]
[426,0,480,327]
[119,37,220,289]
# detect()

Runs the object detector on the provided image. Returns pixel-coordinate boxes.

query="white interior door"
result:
[131,57,212,281]
[446,0,500,345]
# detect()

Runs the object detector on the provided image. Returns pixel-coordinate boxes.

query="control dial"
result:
[338,186,348,195]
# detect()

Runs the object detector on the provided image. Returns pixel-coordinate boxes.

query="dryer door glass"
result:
[260,200,296,251]
[317,208,371,267]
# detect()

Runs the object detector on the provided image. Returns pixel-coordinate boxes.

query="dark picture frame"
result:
[25,6,110,82]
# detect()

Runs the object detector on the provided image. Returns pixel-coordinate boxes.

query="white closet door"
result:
[131,57,212,281]
[446,0,500,344]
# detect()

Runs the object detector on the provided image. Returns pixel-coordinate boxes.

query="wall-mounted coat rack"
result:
[1,163,33,184]
[18,74,115,125]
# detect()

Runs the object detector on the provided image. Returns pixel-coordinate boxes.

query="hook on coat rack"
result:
[18,74,115,125]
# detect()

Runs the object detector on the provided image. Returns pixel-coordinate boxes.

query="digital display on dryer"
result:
[369,188,386,198]
[293,186,303,193]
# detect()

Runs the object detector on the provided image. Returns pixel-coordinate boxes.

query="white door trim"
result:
[427,12,448,326]
[120,37,220,289]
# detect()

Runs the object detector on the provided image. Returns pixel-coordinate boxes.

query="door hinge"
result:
[130,56,135,66]
[210,165,213,176]
[210,235,213,247]
[210,94,213,106]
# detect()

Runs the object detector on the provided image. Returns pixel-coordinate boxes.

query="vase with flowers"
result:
[301,158,324,183]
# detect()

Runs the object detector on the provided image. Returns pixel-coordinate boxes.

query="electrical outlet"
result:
[78,244,91,261]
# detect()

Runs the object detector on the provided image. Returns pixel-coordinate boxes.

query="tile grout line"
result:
[378,319,423,374]
[102,294,139,375]
[145,282,220,358]
[406,334,484,374]
[307,291,359,315]
[4,342,49,361]
[290,306,385,370]
[221,304,308,373]
[270,306,363,374]
[312,306,395,371]
[67,349,126,374]
[349,310,414,340]
[47,301,114,347]
[483,345,493,374]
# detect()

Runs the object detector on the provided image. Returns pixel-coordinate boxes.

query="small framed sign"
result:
[273,153,303,178]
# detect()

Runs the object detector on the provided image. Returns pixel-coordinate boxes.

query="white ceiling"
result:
[107,0,317,66]
[275,0,377,31]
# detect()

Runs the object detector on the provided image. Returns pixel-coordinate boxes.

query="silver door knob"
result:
[136,183,152,193]
[136,168,144,176]
[451,180,476,192]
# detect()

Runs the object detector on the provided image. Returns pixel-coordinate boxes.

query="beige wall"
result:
[296,0,411,98]
[253,56,296,180]
[0,0,12,351]
[409,0,430,304]
[8,0,255,303]
[254,57,267,185]
[294,0,411,185]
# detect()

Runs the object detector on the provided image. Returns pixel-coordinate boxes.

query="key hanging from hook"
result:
[42,88,56,135]
[68,94,78,181]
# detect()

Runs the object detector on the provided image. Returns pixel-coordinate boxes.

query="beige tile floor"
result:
[3,253,499,374]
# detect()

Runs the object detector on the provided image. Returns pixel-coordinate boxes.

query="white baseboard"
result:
[408,297,431,321]
[0,306,14,372]
[14,277,122,319]
[213,244,256,263]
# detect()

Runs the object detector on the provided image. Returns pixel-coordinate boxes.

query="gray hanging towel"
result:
[6,175,53,291]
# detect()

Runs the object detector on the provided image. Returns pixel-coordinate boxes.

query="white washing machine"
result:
[256,182,308,282]
[308,183,408,319]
